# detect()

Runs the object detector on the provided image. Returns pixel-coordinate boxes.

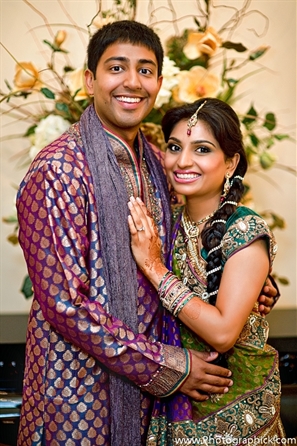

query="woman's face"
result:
[164,119,238,202]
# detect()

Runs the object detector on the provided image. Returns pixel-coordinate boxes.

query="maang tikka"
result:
[187,100,207,135]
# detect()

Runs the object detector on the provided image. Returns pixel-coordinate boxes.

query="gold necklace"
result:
[183,208,216,238]
[181,209,216,282]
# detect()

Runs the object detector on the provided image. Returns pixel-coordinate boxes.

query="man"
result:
[16,21,277,446]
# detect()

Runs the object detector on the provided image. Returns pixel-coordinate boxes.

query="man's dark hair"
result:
[87,20,164,77]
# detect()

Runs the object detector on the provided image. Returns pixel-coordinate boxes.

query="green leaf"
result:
[249,46,269,61]
[24,124,37,137]
[43,39,56,51]
[55,102,69,113]
[266,137,275,149]
[277,277,290,285]
[4,79,12,91]
[7,234,19,245]
[194,17,201,29]
[73,88,82,99]
[64,65,75,73]
[259,152,276,169]
[222,41,247,52]
[274,134,290,141]
[261,211,286,231]
[41,87,55,100]
[245,144,258,156]
[249,133,260,147]
[270,213,286,230]
[55,48,68,54]
[43,39,68,53]
[21,275,34,299]
[242,105,258,128]
[2,215,18,224]
[263,112,276,131]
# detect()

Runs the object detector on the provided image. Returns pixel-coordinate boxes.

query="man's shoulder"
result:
[33,122,84,163]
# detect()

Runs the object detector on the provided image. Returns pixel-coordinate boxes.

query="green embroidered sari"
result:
[147,206,285,445]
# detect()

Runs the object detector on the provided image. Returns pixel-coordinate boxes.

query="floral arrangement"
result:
[1,0,293,297]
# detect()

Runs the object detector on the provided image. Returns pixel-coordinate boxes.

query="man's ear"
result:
[84,69,94,96]
[157,75,163,94]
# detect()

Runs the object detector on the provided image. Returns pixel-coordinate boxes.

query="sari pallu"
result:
[146,207,285,445]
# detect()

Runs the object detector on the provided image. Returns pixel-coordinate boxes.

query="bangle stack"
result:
[158,271,194,316]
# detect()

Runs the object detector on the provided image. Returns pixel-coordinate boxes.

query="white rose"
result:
[154,57,180,108]
[29,115,71,160]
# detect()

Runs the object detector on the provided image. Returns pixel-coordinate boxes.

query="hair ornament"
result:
[187,100,207,135]
[219,200,238,209]
[230,175,244,187]
[211,219,226,226]
[202,289,218,301]
[208,243,223,255]
[206,265,222,276]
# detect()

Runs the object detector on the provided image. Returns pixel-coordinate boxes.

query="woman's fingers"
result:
[128,214,138,236]
[128,197,151,234]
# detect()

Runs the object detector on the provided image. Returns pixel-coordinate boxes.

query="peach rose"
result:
[173,66,221,103]
[64,67,89,101]
[183,27,222,60]
[54,30,67,48]
[91,16,115,29]
[13,62,41,91]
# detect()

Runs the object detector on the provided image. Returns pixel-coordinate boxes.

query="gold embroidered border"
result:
[139,345,190,397]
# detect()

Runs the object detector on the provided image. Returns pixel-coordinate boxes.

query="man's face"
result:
[85,42,163,144]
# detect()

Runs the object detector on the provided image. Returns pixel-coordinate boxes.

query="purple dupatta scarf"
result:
[80,105,171,445]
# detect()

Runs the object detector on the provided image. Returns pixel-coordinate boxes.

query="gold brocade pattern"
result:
[237,312,269,349]
[16,124,187,445]
[140,345,189,396]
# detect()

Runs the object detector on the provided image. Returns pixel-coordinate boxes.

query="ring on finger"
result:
[137,226,145,232]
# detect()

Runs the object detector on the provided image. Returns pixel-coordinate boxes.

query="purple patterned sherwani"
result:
[16,122,188,445]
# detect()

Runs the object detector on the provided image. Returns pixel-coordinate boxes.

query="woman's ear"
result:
[226,153,240,176]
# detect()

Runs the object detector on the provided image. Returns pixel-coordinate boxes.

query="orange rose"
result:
[64,67,89,101]
[173,66,221,103]
[184,27,222,60]
[13,62,41,91]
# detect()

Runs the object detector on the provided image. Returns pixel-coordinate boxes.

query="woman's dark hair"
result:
[162,98,248,305]
[87,20,164,78]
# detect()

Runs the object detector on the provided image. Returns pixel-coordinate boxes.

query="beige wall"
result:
[0,0,296,315]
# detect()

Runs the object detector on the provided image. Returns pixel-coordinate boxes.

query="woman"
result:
[128,98,285,445]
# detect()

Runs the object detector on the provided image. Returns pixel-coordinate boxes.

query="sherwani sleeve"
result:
[17,158,189,397]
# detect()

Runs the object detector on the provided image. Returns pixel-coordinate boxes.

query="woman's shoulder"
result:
[225,205,272,238]
[226,205,261,226]
[223,206,277,262]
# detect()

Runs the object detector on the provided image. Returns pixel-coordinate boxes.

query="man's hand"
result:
[258,276,280,316]
[179,351,233,402]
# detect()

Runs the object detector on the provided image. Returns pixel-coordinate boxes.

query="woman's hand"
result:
[128,197,168,288]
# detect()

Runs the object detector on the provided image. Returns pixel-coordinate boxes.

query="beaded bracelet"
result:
[173,291,195,316]
[158,270,173,291]
[158,272,195,316]
[160,280,186,313]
